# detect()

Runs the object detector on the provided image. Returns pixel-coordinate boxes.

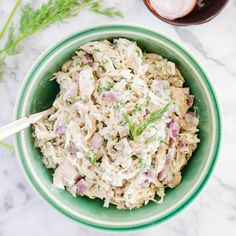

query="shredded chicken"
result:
[33,38,199,209]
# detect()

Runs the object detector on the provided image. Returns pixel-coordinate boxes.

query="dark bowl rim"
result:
[143,0,230,26]
[14,23,222,231]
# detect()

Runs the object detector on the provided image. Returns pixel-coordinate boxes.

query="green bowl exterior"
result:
[14,24,221,231]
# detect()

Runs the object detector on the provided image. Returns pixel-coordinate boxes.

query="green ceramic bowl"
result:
[14,24,221,231]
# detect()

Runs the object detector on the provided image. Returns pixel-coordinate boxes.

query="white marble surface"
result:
[0,0,236,235]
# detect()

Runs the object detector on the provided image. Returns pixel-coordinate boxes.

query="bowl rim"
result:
[14,23,221,231]
[143,0,230,26]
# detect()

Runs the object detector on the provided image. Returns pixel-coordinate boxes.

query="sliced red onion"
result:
[158,170,166,182]
[149,0,197,20]
[178,141,189,153]
[82,52,91,64]
[67,145,77,155]
[54,123,65,134]
[178,141,186,148]
[167,119,179,138]
[187,95,194,107]
[91,133,104,149]
[84,52,91,61]
[76,179,88,196]
[75,75,80,83]
[171,129,179,138]
[167,119,175,129]
[166,121,172,129]
[105,91,116,102]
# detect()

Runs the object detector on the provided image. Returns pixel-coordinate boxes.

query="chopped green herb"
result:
[87,1,123,17]
[143,51,147,60]
[135,48,142,57]
[84,149,98,165]
[124,113,136,139]
[0,141,14,150]
[139,158,147,169]
[0,0,21,39]
[97,82,113,94]
[81,98,89,104]
[160,140,165,144]
[145,134,158,144]
[113,100,125,110]
[134,97,150,112]
[124,103,169,140]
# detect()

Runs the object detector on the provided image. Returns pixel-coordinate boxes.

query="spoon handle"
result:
[0,107,55,141]
[0,117,30,141]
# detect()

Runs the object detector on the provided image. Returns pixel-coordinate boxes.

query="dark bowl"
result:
[144,0,229,26]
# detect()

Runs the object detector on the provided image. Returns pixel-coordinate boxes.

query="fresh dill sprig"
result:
[0,0,21,39]
[0,0,122,79]
[125,104,169,140]
[0,58,4,78]
[0,141,14,150]
[88,1,123,17]
[3,25,20,56]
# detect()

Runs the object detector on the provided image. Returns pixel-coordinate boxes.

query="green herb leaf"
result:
[124,113,136,140]
[0,58,5,79]
[0,0,21,39]
[88,1,123,17]
[4,25,21,56]
[125,103,169,140]
[139,158,147,169]
[0,70,3,79]
[136,103,169,136]
[19,0,79,37]
[0,0,122,78]
[84,149,98,165]
[0,141,14,150]
[97,82,113,94]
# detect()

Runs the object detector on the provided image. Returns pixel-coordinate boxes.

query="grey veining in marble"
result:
[0,0,236,235]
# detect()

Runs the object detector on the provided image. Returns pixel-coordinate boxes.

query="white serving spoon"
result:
[0,107,55,141]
